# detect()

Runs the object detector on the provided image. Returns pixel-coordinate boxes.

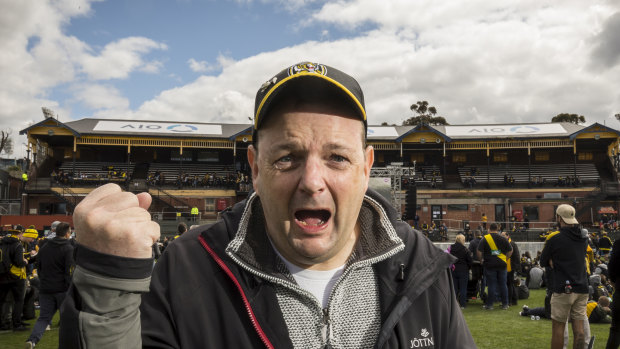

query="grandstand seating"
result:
[412,165,443,186]
[457,163,600,186]
[148,163,237,185]
[55,162,134,185]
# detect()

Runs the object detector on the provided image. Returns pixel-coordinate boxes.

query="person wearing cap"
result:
[540,204,589,349]
[0,225,36,331]
[25,222,74,349]
[59,62,475,348]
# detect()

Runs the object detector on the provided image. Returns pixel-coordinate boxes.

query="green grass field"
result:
[465,288,610,348]
[0,311,59,349]
[0,289,612,348]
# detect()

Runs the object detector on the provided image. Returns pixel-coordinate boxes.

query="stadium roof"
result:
[21,118,253,141]
[21,118,620,143]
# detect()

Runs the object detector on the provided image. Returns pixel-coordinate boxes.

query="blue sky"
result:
[58,0,358,116]
[1,0,620,158]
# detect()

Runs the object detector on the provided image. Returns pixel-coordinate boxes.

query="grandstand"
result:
[13,117,620,238]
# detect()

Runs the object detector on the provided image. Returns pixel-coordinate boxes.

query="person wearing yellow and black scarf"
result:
[0,225,37,331]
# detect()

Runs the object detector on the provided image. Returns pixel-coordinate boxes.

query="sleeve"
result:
[11,243,26,268]
[59,244,153,349]
[501,237,512,254]
[608,240,620,283]
[511,243,520,269]
[540,238,552,268]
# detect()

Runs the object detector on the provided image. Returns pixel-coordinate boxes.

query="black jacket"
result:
[60,190,476,348]
[450,242,472,274]
[37,237,74,293]
[0,235,26,283]
[608,239,620,284]
[477,233,512,270]
[540,226,588,294]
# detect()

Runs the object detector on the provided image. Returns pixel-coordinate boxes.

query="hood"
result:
[48,237,71,246]
[561,226,587,241]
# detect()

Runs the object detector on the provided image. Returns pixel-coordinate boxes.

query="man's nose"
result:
[298,157,326,195]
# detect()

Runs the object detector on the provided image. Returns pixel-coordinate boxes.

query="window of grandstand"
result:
[534,152,549,161]
[493,153,508,162]
[205,198,215,212]
[171,150,192,161]
[452,153,466,163]
[577,152,593,161]
[198,151,219,163]
[523,206,539,221]
[447,204,468,210]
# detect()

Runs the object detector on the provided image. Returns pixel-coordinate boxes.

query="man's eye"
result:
[273,155,293,170]
[277,155,292,163]
[331,154,347,163]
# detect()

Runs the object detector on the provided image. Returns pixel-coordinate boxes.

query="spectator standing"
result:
[450,234,472,309]
[501,231,521,306]
[39,221,60,250]
[540,204,588,349]
[481,213,487,230]
[599,232,613,256]
[606,238,620,348]
[477,223,513,310]
[25,222,74,348]
[469,231,483,261]
[0,225,36,331]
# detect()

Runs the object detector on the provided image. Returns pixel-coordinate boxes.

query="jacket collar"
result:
[225,190,405,282]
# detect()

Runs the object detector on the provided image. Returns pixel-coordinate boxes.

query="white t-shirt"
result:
[278,253,345,309]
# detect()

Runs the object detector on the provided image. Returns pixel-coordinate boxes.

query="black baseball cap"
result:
[253,62,367,134]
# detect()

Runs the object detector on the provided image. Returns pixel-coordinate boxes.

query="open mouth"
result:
[294,209,331,227]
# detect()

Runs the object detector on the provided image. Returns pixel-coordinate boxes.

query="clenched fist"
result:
[74,183,160,258]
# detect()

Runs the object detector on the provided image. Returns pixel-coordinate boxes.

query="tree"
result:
[402,101,449,126]
[0,129,13,155]
[551,113,586,124]
[615,113,620,122]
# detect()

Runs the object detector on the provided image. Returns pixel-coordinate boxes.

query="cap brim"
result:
[561,216,579,224]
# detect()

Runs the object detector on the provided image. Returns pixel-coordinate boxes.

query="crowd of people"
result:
[441,205,620,348]
[147,170,251,192]
[51,166,129,186]
[0,222,75,348]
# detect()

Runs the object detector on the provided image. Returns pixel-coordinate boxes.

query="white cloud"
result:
[188,58,211,73]
[126,1,620,128]
[0,0,168,157]
[81,37,168,80]
[72,84,130,111]
[4,0,620,164]
[187,54,236,74]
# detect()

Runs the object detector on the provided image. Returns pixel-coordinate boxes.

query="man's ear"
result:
[362,145,375,191]
[247,145,259,196]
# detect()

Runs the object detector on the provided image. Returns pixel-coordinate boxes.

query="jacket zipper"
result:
[198,236,274,349]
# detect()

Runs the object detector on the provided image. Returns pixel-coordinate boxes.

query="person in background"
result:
[540,204,588,349]
[450,234,472,309]
[477,223,512,310]
[606,236,620,348]
[501,231,521,306]
[25,222,74,348]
